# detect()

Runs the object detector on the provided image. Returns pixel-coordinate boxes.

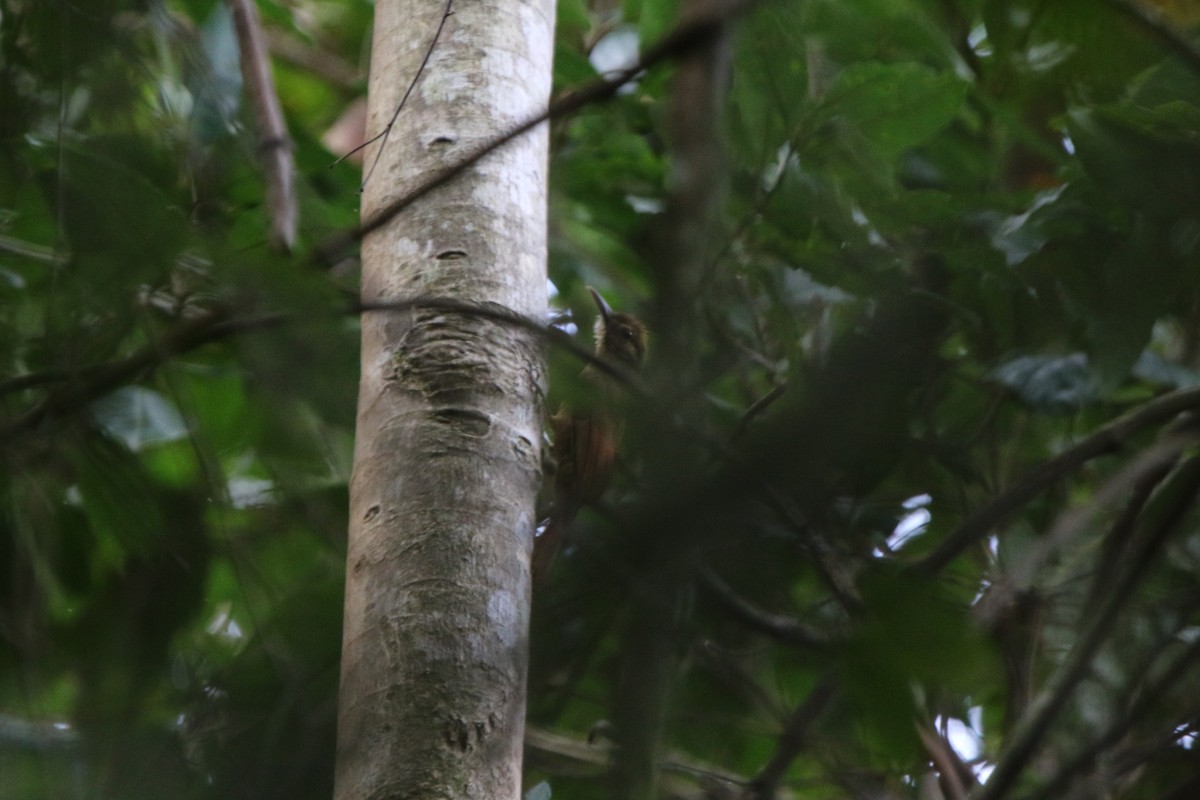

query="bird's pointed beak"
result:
[587,287,613,323]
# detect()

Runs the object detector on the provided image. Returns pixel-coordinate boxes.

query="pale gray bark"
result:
[333,0,554,796]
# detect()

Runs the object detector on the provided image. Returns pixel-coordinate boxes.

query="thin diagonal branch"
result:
[524,725,774,799]
[353,0,454,184]
[0,295,633,449]
[0,311,284,446]
[355,296,643,393]
[751,676,835,799]
[1027,624,1200,800]
[311,0,757,268]
[700,567,829,648]
[974,432,1192,627]
[978,454,1200,800]
[916,723,971,800]
[914,387,1200,575]
[227,0,297,251]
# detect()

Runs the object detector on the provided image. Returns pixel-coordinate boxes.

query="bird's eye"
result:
[621,327,635,340]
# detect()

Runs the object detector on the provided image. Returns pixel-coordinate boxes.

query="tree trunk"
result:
[333,0,554,796]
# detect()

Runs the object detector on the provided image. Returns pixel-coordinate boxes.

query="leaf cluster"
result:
[1,0,1200,799]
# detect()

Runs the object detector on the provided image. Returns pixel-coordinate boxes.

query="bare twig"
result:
[695,641,789,723]
[0,234,65,265]
[350,0,454,182]
[0,294,637,449]
[311,0,756,268]
[914,387,1200,575]
[0,311,284,446]
[760,491,864,613]
[978,454,1200,800]
[0,713,80,752]
[227,0,297,251]
[524,725,779,798]
[750,676,835,799]
[700,568,829,648]
[1026,625,1200,800]
[733,384,786,439]
[0,370,71,397]
[916,724,970,800]
[355,296,643,394]
[974,433,1193,627]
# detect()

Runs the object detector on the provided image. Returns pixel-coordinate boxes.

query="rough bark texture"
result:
[333,0,554,796]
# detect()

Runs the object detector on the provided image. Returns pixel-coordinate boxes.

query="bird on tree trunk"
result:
[532,288,648,581]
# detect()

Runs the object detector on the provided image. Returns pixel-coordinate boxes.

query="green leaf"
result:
[631,0,680,46]
[991,185,1074,267]
[728,1,808,166]
[58,144,188,286]
[91,387,189,451]
[1052,220,1180,389]
[1133,352,1200,390]
[1068,105,1200,219]
[989,353,1099,410]
[841,568,995,761]
[71,443,166,562]
[823,62,966,161]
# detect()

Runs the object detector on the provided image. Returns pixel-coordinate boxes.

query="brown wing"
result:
[552,410,617,510]
[533,410,619,581]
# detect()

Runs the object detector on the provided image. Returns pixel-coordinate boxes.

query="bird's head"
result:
[589,287,648,370]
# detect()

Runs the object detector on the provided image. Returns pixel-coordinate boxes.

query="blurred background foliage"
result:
[2,0,1200,799]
